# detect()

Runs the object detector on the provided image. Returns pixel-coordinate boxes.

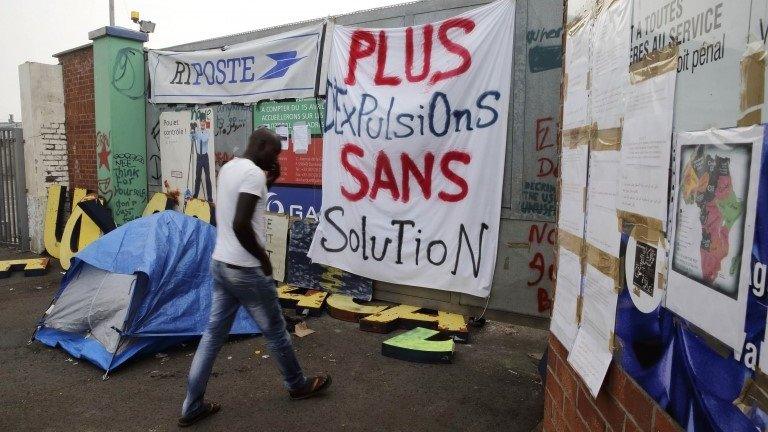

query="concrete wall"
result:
[18,62,69,253]
[57,46,97,192]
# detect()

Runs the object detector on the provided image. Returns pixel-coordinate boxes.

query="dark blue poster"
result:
[266,185,322,220]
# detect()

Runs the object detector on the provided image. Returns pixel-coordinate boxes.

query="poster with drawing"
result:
[213,105,252,175]
[666,126,763,354]
[159,108,217,211]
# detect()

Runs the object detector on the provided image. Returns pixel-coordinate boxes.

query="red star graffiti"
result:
[98,141,111,170]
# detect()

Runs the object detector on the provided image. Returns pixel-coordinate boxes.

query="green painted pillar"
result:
[89,27,148,225]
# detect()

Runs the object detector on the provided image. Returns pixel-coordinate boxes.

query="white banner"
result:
[148,25,323,104]
[307,0,515,298]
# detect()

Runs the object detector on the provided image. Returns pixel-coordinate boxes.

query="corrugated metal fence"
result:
[0,128,28,250]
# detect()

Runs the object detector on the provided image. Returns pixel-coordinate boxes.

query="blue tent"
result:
[33,211,260,374]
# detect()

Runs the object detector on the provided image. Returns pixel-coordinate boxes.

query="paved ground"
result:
[0,251,548,432]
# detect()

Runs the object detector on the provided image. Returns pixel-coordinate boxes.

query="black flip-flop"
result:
[289,375,332,400]
[178,401,221,428]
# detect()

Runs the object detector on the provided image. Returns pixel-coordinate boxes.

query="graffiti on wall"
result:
[146,105,162,191]
[213,105,252,175]
[285,219,373,301]
[520,117,559,219]
[97,128,147,224]
[526,222,555,313]
[96,131,114,203]
[515,4,563,222]
[527,26,563,73]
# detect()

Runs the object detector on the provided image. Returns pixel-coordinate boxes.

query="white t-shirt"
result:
[211,158,268,267]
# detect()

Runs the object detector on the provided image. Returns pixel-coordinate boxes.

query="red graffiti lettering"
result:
[537,158,557,177]
[528,223,556,245]
[537,288,553,312]
[535,117,554,151]
[528,252,545,286]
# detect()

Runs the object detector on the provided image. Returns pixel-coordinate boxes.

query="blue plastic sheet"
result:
[615,129,768,432]
[35,211,260,371]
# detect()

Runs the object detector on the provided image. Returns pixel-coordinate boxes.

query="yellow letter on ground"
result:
[143,192,174,216]
[326,294,388,322]
[359,304,469,341]
[43,185,66,258]
[59,196,102,270]
[184,199,212,224]
[277,285,328,316]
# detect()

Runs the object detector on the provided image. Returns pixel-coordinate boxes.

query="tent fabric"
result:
[43,266,137,353]
[35,211,260,372]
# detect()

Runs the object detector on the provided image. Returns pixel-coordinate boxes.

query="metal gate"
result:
[0,128,28,250]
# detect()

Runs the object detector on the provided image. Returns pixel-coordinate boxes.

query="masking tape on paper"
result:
[585,243,621,292]
[558,228,584,257]
[576,295,584,324]
[562,124,595,149]
[617,210,664,244]
[738,48,766,127]
[567,12,590,36]
[629,44,679,85]
[592,127,622,152]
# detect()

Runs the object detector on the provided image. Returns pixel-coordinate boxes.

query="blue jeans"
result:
[182,260,307,417]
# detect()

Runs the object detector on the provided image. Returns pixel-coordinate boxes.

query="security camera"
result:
[139,20,156,33]
[130,10,156,33]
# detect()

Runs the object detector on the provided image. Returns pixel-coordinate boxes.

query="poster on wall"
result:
[308,0,515,298]
[253,99,324,186]
[158,108,217,211]
[666,126,763,354]
[550,246,582,350]
[589,0,629,130]
[265,213,289,282]
[148,24,323,104]
[631,0,751,131]
[213,105,252,175]
[266,185,322,220]
[618,46,678,314]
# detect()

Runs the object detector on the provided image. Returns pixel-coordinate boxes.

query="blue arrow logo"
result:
[259,51,306,80]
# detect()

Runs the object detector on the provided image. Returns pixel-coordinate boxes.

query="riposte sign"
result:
[148,25,323,104]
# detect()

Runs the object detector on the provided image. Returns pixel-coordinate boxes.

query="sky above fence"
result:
[0,0,404,123]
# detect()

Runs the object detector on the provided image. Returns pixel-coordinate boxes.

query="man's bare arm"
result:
[232,192,273,276]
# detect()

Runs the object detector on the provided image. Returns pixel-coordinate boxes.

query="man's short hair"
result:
[248,127,281,153]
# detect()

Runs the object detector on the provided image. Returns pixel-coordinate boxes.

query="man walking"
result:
[179,128,331,427]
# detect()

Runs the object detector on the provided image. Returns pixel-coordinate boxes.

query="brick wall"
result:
[39,122,70,184]
[543,336,682,432]
[58,46,97,192]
